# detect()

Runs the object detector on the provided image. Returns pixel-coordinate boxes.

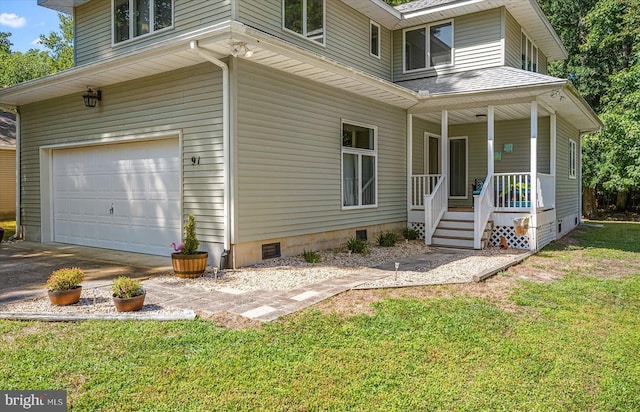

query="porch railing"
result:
[473,174,493,249]
[411,174,441,208]
[424,176,446,244]
[494,173,532,211]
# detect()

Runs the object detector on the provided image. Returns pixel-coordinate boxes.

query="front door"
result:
[449,137,467,199]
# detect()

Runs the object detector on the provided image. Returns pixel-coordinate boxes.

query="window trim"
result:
[569,139,577,179]
[402,19,454,74]
[282,0,327,47]
[521,30,539,73]
[370,20,381,59]
[111,0,175,47]
[341,119,378,210]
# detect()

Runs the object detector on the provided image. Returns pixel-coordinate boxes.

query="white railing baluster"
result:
[474,174,493,249]
[410,174,441,209]
[424,176,446,245]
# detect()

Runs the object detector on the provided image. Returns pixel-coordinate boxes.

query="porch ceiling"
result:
[414,103,553,125]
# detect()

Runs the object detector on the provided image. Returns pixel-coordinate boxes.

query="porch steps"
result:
[430,211,494,250]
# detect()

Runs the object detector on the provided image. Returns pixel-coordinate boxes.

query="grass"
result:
[0,219,15,241]
[1,222,639,410]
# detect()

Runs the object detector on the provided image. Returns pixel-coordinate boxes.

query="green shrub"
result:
[302,249,321,264]
[344,237,370,254]
[402,227,420,240]
[376,231,399,247]
[112,276,144,299]
[46,267,85,291]
[181,214,200,255]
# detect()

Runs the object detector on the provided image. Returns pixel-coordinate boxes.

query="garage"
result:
[52,138,181,256]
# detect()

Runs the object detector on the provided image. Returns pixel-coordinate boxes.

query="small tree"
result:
[181,214,200,255]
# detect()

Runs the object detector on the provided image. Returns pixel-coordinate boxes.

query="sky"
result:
[0,0,62,53]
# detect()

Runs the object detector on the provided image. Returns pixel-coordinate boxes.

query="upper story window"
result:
[404,21,453,72]
[521,31,538,72]
[370,21,380,58]
[114,0,173,44]
[283,0,325,45]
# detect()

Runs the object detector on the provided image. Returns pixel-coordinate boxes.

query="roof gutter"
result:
[189,41,232,257]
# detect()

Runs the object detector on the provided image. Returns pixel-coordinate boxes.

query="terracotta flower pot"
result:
[113,292,146,312]
[48,286,82,306]
[171,252,208,278]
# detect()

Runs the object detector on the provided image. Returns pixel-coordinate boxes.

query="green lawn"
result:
[0,220,15,241]
[1,222,639,411]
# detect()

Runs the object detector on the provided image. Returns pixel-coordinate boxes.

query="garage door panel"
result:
[53,139,181,256]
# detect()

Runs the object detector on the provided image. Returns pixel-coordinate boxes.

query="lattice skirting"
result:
[409,222,426,240]
[489,226,530,249]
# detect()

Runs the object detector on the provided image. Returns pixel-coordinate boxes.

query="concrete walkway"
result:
[0,241,528,322]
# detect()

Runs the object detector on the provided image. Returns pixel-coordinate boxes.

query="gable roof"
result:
[0,112,16,148]
[341,0,567,61]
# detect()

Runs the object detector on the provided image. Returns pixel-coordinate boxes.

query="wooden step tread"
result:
[432,235,474,241]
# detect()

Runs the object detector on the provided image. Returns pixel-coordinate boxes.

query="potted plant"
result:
[171,214,208,278]
[46,267,85,306]
[112,276,146,312]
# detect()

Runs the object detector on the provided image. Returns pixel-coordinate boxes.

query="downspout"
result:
[189,41,231,257]
[15,109,20,238]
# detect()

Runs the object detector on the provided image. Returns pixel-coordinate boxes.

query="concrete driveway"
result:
[0,241,172,304]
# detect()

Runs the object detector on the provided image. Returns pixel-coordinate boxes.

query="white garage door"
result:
[52,139,181,256]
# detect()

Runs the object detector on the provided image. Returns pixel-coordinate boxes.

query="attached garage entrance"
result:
[52,138,181,256]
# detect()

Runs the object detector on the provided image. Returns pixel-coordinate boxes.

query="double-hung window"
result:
[404,21,453,72]
[521,31,539,72]
[342,122,377,208]
[569,139,577,179]
[113,0,173,44]
[283,0,325,44]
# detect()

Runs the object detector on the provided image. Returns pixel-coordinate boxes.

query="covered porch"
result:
[406,89,566,251]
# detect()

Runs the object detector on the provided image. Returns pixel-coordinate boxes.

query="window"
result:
[342,121,377,208]
[283,0,325,44]
[404,21,453,72]
[370,21,380,58]
[569,139,577,179]
[113,0,173,44]
[521,32,538,72]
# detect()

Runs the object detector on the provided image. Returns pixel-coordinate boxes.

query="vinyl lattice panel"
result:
[409,222,426,240]
[489,226,530,249]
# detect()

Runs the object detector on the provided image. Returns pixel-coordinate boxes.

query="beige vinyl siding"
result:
[504,10,550,74]
[75,0,231,66]
[237,0,392,80]
[18,63,224,243]
[235,59,405,243]
[555,116,580,219]
[393,9,503,82]
[504,10,521,69]
[412,117,440,175]
[0,148,16,219]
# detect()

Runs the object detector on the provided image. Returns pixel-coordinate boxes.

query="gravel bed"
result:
[154,241,525,292]
[0,287,192,318]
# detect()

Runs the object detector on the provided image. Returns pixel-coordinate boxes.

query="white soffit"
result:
[37,0,91,14]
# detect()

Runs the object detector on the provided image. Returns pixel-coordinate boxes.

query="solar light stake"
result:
[394,262,400,281]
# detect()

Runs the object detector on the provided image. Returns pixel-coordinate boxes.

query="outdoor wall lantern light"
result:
[82,88,102,108]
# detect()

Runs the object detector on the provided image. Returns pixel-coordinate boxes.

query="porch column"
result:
[407,113,413,217]
[530,101,538,249]
[487,105,495,177]
[441,110,448,208]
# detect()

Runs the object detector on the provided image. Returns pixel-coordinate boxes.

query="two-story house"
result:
[0,0,601,267]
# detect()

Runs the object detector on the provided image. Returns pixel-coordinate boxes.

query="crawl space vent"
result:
[262,242,281,259]
[356,230,367,241]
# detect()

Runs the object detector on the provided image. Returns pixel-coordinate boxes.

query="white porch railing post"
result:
[530,101,538,250]
[407,114,413,219]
